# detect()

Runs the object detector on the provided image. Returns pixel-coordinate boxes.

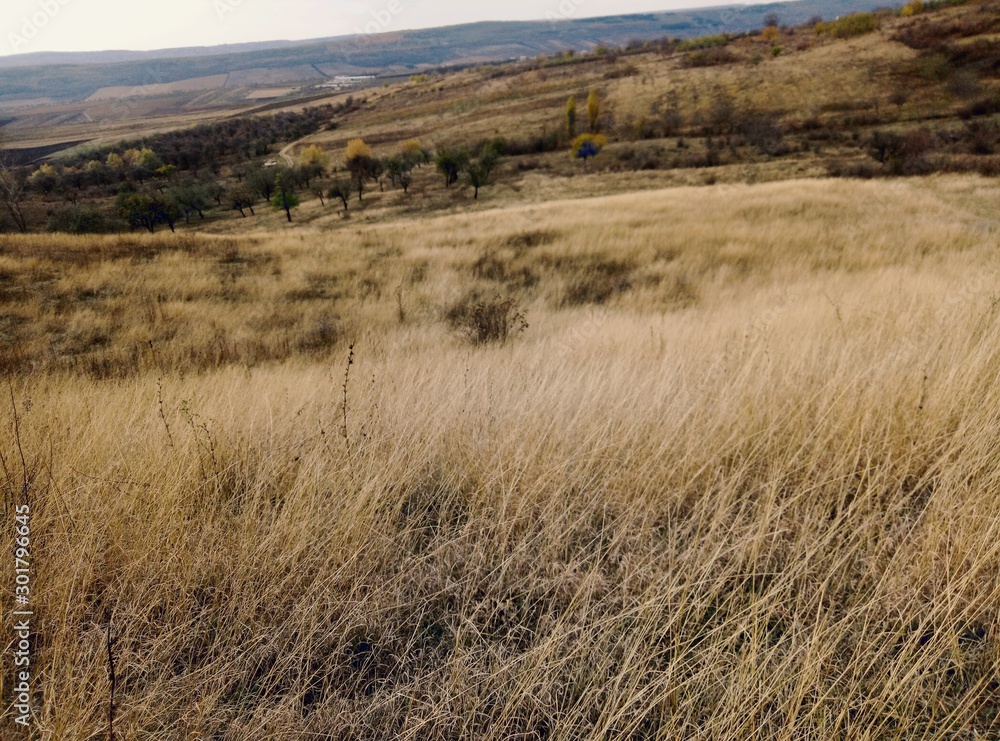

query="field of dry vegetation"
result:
[2,173,999,737]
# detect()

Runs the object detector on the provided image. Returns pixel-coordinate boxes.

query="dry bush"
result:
[445,293,528,344]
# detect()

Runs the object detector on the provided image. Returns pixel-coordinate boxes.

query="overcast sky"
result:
[3,0,789,56]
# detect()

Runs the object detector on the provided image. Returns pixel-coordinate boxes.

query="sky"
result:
[2,0,789,57]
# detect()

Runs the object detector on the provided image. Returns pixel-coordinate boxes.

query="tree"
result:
[271,172,300,222]
[107,152,125,173]
[328,179,352,211]
[250,167,278,201]
[299,145,330,186]
[155,164,178,180]
[0,145,28,233]
[587,89,601,133]
[345,138,375,202]
[231,187,258,217]
[117,191,179,233]
[436,148,470,187]
[572,133,608,168]
[402,139,430,167]
[567,96,578,139]
[368,158,386,192]
[311,181,327,206]
[85,160,112,187]
[386,156,414,192]
[300,144,331,172]
[205,180,225,206]
[28,164,59,195]
[170,184,210,223]
[738,110,783,155]
[466,143,501,200]
[157,196,182,232]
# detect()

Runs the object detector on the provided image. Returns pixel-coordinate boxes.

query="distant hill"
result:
[0,0,901,102]
[0,40,320,69]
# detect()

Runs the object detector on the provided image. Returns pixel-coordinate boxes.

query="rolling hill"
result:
[0,0,901,103]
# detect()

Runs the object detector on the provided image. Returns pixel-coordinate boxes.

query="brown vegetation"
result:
[2,177,1000,736]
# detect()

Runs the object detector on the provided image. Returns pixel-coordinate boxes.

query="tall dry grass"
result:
[2,175,999,738]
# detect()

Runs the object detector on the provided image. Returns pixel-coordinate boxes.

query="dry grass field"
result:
[2,174,999,737]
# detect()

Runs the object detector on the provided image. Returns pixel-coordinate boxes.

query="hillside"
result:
[3,0,998,234]
[0,0,899,103]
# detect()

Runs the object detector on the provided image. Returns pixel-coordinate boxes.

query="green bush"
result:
[816,12,878,38]
[677,34,729,52]
[46,205,119,234]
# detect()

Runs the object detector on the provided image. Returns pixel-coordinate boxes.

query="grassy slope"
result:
[2,175,1000,736]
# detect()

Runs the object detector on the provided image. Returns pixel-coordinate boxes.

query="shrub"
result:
[915,53,953,81]
[572,134,608,167]
[958,96,1000,119]
[46,205,119,234]
[869,128,935,174]
[816,13,878,38]
[739,111,784,155]
[963,120,999,155]
[678,34,729,52]
[559,258,634,306]
[445,294,528,345]
[683,47,737,68]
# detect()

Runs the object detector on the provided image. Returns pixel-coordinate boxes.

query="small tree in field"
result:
[118,191,180,233]
[231,187,258,217]
[386,156,414,192]
[572,133,608,169]
[436,148,470,187]
[466,144,502,200]
[402,139,430,167]
[328,179,352,211]
[567,96,578,139]
[587,89,601,133]
[300,145,330,172]
[345,138,375,202]
[271,173,300,222]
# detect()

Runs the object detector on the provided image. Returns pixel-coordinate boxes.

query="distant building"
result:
[319,75,377,90]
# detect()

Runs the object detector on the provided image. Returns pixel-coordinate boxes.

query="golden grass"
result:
[2,175,1000,737]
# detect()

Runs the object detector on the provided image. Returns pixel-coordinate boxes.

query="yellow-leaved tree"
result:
[345,139,376,202]
[300,145,331,172]
[587,89,600,133]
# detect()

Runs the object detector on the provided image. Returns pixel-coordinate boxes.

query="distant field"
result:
[225,65,327,87]
[85,74,230,101]
[245,87,302,100]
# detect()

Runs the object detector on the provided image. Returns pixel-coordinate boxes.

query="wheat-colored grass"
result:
[1,175,999,738]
